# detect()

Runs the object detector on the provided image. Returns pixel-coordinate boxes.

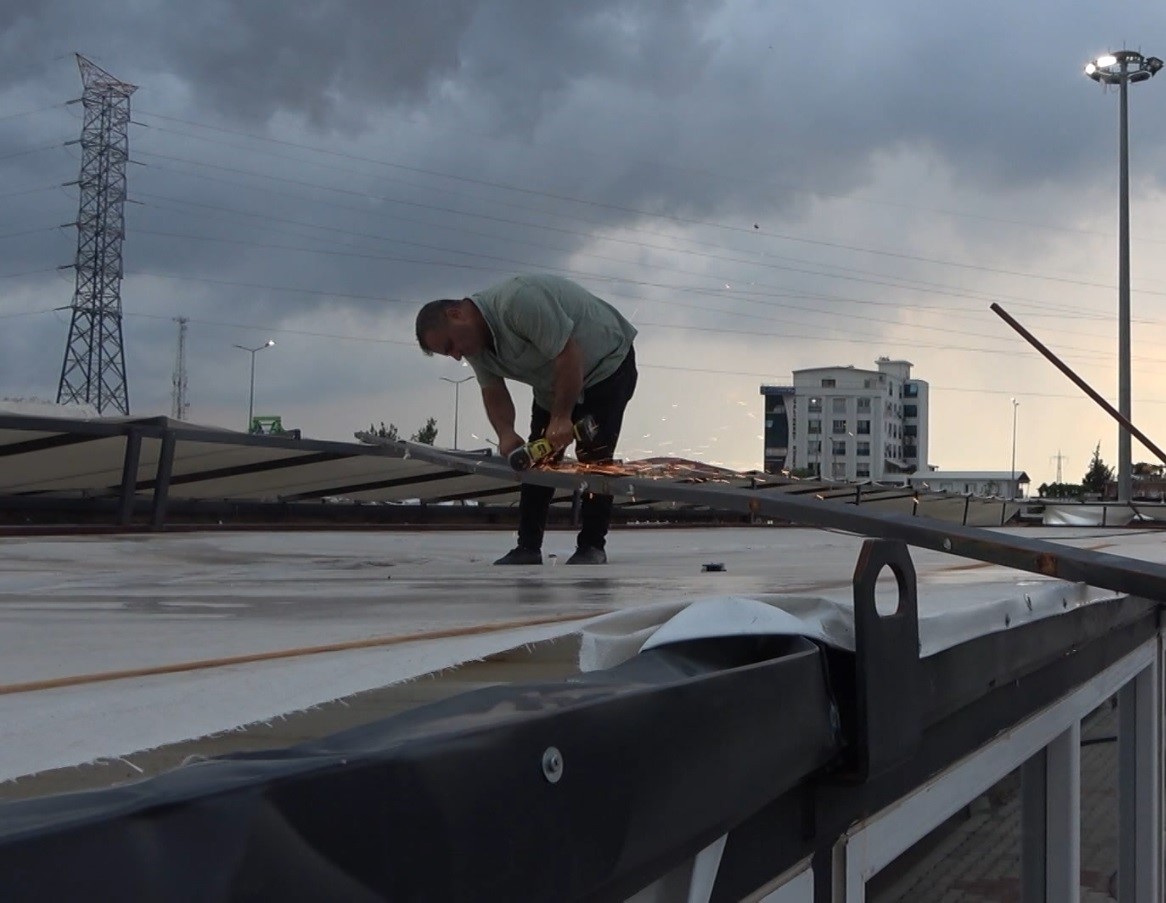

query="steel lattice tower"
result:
[171,316,189,420]
[56,54,137,415]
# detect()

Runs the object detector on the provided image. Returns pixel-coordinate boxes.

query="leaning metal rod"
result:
[991,302,1166,466]
[395,441,1166,604]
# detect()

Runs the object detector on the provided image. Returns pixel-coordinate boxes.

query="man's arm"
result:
[481,382,524,456]
[545,337,585,450]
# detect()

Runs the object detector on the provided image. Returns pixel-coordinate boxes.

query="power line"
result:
[0,102,68,125]
[119,308,1166,404]
[132,182,1133,332]
[130,113,1165,297]
[126,217,1159,368]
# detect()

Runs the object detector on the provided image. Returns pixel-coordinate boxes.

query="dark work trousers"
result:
[517,346,638,552]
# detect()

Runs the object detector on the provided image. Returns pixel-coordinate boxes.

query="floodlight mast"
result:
[1083,50,1163,501]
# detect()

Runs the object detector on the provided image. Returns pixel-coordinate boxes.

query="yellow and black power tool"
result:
[507,414,600,471]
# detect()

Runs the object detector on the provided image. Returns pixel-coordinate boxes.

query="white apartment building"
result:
[761,357,929,481]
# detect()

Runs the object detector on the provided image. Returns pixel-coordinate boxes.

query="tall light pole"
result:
[440,375,473,449]
[1010,397,1019,498]
[1084,50,1163,502]
[232,340,275,432]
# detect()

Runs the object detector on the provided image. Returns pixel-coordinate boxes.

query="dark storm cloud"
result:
[4,1,1162,227]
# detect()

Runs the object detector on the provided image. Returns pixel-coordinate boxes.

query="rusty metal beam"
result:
[396,442,1166,603]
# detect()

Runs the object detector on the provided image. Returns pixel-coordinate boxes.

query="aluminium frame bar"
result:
[395,441,1166,603]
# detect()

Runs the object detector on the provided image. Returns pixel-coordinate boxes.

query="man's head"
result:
[416,298,489,360]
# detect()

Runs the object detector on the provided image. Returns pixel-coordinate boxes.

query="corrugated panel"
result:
[0,414,541,506]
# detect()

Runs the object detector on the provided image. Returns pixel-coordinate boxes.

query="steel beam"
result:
[397,442,1166,603]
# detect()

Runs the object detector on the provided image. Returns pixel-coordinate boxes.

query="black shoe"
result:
[566,546,606,565]
[494,546,543,565]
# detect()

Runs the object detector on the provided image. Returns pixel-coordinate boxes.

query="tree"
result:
[1081,442,1113,495]
[411,417,438,445]
[368,422,399,440]
[1133,461,1163,478]
[1037,481,1083,500]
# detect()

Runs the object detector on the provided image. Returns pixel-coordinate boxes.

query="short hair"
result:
[415,299,461,354]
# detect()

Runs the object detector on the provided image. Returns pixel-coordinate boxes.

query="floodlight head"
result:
[1084,50,1162,85]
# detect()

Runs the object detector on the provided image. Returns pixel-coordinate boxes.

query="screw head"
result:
[541,746,563,784]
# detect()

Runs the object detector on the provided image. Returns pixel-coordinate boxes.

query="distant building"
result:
[908,471,1029,499]
[761,357,929,481]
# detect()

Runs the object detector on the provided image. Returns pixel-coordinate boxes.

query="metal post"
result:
[247,350,257,432]
[1011,398,1018,498]
[1118,61,1132,502]
[1084,51,1163,499]
[1117,654,1161,903]
[117,428,142,526]
[1046,722,1081,903]
[150,430,176,531]
[1020,751,1047,903]
[441,375,473,450]
[233,341,274,433]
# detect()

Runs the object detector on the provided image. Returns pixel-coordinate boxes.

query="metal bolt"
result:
[541,746,563,784]
[942,538,952,551]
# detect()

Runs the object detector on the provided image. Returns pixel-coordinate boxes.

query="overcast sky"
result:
[3,1,1166,487]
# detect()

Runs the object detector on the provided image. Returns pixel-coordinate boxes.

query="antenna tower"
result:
[171,316,189,420]
[56,54,137,414]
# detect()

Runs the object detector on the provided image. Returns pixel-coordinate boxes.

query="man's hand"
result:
[498,430,525,457]
[545,415,575,452]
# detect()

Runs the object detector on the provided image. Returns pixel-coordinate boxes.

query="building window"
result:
[905,444,917,459]
[904,424,917,437]
[832,440,846,456]
[863,378,875,389]
[857,420,870,435]
[808,397,822,413]
[856,464,870,478]
[808,440,821,453]
[807,419,821,434]
[904,383,919,398]
[821,378,835,387]
[857,441,870,457]
[857,397,871,413]
[904,404,917,418]
[832,419,847,435]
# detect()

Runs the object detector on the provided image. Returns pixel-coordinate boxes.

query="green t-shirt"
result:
[466,274,637,411]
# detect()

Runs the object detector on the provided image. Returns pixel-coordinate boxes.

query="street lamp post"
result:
[1010,397,1019,499]
[232,340,275,432]
[440,375,473,449]
[1084,50,1163,502]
